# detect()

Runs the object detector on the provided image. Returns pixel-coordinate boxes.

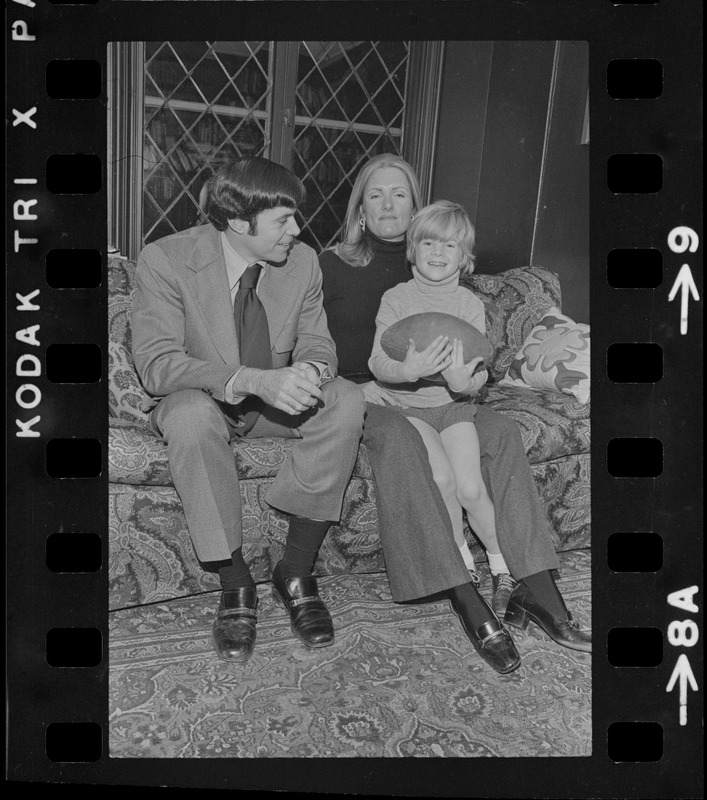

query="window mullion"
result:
[269,41,300,168]
[108,41,145,260]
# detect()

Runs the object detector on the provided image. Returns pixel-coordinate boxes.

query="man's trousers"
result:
[150,379,365,563]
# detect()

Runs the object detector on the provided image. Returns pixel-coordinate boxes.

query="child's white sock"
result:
[459,541,476,571]
[487,551,510,575]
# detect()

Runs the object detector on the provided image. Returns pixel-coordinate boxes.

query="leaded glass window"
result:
[143,42,274,244]
[107,40,443,259]
[290,41,408,250]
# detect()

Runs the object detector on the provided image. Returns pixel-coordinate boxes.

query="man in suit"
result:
[132,157,366,663]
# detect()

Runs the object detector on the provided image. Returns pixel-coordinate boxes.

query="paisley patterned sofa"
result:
[108,257,590,611]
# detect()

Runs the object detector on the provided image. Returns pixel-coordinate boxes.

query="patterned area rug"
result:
[109,550,591,758]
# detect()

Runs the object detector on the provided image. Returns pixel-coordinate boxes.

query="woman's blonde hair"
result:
[407,200,476,275]
[329,153,423,268]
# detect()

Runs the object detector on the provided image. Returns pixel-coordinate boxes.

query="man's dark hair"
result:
[206,157,306,233]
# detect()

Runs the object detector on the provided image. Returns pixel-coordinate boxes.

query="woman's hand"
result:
[402,335,453,382]
[441,339,484,392]
[360,381,401,406]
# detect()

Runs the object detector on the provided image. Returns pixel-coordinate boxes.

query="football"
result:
[381,312,493,382]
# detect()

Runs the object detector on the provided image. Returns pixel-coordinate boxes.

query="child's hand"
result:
[402,335,453,382]
[441,339,484,392]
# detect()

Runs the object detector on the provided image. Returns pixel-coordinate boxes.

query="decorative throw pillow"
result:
[463,266,562,382]
[499,307,590,404]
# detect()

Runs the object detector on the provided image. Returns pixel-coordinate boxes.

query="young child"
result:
[368,200,514,613]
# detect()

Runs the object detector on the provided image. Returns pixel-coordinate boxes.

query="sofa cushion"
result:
[109,416,375,486]
[108,257,152,422]
[109,386,587,487]
[109,340,151,424]
[482,385,590,463]
[463,266,562,382]
[499,307,590,404]
[108,256,138,353]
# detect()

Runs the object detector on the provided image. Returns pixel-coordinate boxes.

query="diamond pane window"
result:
[143,41,274,244]
[291,41,409,251]
[110,41,441,260]
[137,41,425,252]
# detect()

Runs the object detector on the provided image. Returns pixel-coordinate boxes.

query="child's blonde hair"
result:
[407,200,476,275]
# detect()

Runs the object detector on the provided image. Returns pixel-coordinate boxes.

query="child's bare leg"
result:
[405,417,466,550]
[441,422,516,616]
[440,422,508,569]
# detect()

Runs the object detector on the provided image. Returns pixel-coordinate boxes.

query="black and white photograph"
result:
[6,1,702,795]
[106,38,591,758]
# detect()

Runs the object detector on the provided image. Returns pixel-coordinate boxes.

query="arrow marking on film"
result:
[668,264,700,335]
[666,653,699,726]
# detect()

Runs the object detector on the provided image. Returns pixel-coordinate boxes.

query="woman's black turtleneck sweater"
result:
[319,233,411,379]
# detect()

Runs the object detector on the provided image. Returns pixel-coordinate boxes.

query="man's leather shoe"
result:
[211,587,258,663]
[504,582,591,653]
[450,593,521,674]
[271,562,335,648]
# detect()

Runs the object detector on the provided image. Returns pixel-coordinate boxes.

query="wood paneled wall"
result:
[432,41,589,321]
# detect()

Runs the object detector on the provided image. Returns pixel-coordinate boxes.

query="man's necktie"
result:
[233,264,272,433]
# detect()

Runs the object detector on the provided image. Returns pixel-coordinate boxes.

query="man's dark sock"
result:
[521,569,568,618]
[278,516,332,579]
[217,547,255,590]
[449,581,496,628]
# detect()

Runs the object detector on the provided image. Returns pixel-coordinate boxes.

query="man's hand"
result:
[402,335,453,382]
[441,339,484,392]
[253,366,323,415]
[291,361,321,386]
[360,381,401,406]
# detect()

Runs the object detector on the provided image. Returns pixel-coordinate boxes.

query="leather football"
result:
[381,312,493,381]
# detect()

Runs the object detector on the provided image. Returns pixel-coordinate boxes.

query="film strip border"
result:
[6,0,703,794]
[8,0,110,779]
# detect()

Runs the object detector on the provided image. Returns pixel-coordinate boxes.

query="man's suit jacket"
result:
[132,224,338,412]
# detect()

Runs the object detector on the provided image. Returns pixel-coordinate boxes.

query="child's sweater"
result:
[368,270,488,409]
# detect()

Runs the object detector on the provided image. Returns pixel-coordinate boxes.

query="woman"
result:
[319,153,590,669]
